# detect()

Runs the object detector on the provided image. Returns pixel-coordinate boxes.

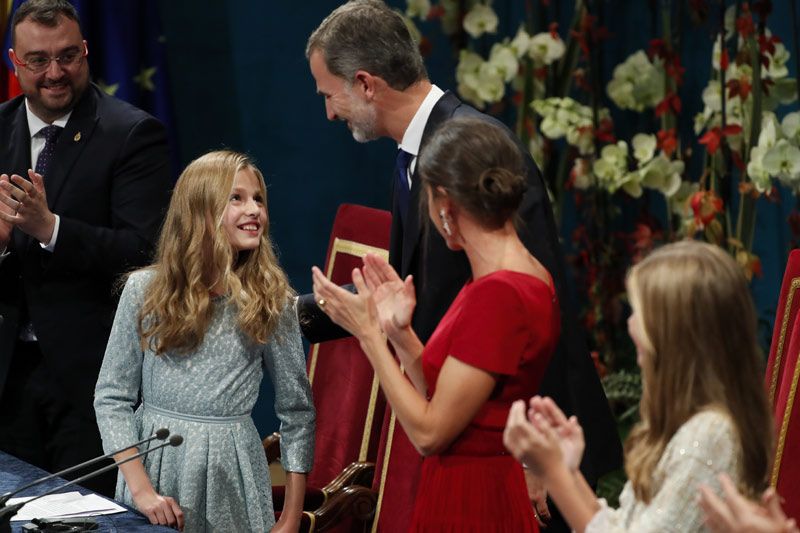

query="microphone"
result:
[0,435,183,531]
[0,428,170,507]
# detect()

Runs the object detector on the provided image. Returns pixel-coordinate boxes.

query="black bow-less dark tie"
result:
[34,124,63,177]
[394,148,413,226]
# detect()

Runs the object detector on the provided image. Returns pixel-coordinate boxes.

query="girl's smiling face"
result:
[222,167,267,252]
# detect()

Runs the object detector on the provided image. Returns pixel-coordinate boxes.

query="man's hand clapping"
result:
[0,170,56,245]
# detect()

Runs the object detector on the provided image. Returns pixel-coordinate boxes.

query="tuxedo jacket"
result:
[298,91,622,483]
[0,84,172,412]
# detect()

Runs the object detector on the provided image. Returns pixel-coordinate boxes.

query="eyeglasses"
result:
[10,42,88,74]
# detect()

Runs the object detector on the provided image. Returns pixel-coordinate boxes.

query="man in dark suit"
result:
[0,0,171,496]
[301,1,622,530]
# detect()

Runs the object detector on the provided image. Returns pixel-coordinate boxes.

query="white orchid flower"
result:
[763,139,800,184]
[632,133,657,164]
[566,125,595,155]
[781,112,800,143]
[475,62,506,103]
[456,50,486,108]
[593,141,640,195]
[463,3,498,38]
[723,5,736,40]
[694,107,714,135]
[456,50,483,89]
[747,145,773,193]
[489,43,519,83]
[766,78,799,109]
[607,50,665,112]
[639,155,683,197]
[702,81,722,112]
[405,0,431,19]
[765,42,790,79]
[758,112,781,149]
[528,31,566,66]
[510,26,532,59]
[457,82,486,109]
[540,114,568,139]
[621,175,644,198]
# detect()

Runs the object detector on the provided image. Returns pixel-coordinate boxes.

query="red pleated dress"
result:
[408,270,560,532]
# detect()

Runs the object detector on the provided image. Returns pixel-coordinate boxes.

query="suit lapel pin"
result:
[73,132,81,142]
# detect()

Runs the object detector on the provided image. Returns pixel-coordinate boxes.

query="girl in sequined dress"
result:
[94,150,315,532]
[504,240,774,533]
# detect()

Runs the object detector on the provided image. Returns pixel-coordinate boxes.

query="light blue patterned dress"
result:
[94,269,315,532]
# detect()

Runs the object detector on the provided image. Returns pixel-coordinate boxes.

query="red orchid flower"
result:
[657,128,678,157]
[699,125,742,155]
[690,190,724,226]
[655,92,682,117]
[736,4,755,39]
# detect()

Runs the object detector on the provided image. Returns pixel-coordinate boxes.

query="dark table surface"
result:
[0,451,176,532]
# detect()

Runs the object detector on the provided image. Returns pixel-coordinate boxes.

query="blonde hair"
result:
[137,150,293,354]
[624,240,773,502]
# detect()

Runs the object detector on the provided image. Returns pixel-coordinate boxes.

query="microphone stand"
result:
[0,435,183,533]
[0,429,170,507]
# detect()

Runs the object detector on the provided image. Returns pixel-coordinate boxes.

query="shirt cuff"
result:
[39,214,60,252]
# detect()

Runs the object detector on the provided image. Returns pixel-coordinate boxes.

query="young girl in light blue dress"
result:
[94,150,315,532]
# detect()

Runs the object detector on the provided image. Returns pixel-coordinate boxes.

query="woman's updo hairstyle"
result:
[417,117,527,230]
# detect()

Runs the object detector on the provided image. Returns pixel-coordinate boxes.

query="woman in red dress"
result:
[312,117,559,532]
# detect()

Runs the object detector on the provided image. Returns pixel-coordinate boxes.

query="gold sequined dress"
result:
[587,409,740,533]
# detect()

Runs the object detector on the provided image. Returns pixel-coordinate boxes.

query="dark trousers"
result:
[0,339,116,497]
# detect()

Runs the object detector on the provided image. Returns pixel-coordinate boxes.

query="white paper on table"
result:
[8,491,127,521]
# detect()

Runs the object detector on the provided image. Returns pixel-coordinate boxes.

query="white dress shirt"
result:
[397,84,444,187]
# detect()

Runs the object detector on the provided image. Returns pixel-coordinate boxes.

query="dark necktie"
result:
[34,125,63,177]
[394,148,413,226]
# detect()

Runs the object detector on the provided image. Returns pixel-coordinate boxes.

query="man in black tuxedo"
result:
[0,0,171,496]
[300,1,622,530]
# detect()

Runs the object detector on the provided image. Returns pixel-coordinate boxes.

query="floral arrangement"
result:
[402,0,799,501]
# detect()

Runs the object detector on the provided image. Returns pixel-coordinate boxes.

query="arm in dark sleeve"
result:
[47,116,171,275]
[296,284,355,344]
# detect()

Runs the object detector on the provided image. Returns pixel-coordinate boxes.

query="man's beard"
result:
[346,96,378,143]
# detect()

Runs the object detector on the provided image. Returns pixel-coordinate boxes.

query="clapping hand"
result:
[528,396,585,473]
[0,174,14,247]
[0,170,56,245]
[311,264,382,343]
[361,253,415,339]
[503,399,563,478]
[699,473,799,533]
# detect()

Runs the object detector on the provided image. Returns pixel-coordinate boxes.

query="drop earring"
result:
[439,208,452,237]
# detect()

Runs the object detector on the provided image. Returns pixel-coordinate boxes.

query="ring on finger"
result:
[318,298,326,308]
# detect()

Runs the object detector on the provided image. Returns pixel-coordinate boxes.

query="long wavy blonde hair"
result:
[624,240,773,502]
[137,150,293,354]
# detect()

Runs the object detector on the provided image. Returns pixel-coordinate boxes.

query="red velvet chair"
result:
[367,407,423,532]
[766,249,800,521]
[267,204,391,531]
[298,373,424,532]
